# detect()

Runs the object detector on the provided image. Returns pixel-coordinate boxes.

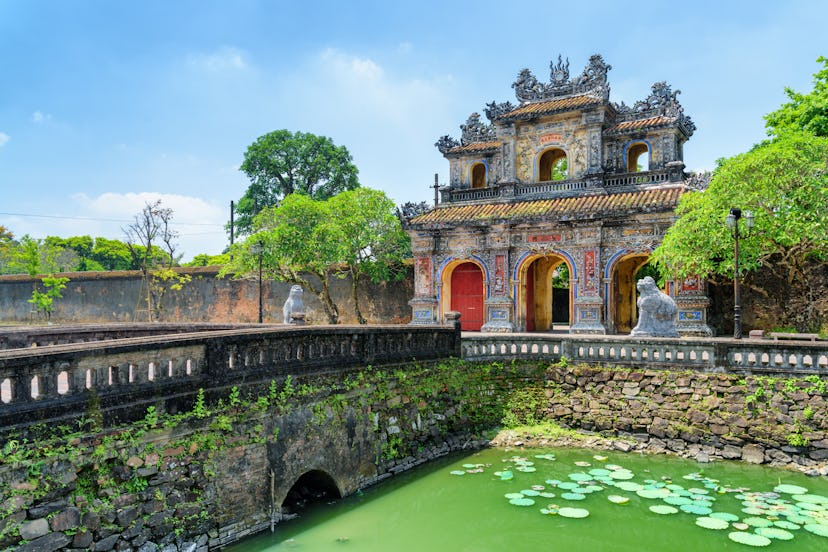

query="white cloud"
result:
[188,46,248,72]
[32,111,51,124]
[0,132,9,147]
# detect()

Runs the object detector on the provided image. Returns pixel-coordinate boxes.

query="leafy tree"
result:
[765,57,828,137]
[221,194,342,323]
[234,130,360,235]
[328,188,410,324]
[652,132,828,330]
[220,188,408,324]
[123,200,189,321]
[28,275,70,323]
[183,253,230,267]
[90,237,136,271]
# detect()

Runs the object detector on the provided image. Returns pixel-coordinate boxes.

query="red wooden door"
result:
[450,263,484,331]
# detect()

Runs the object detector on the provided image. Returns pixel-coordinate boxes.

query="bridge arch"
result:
[281,469,343,515]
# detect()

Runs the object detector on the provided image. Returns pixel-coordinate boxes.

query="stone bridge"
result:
[2,325,828,550]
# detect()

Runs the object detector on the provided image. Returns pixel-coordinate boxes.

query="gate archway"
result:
[610,254,653,334]
[518,254,571,332]
[448,262,485,331]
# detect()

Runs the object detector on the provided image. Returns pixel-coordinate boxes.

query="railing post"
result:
[445,311,462,357]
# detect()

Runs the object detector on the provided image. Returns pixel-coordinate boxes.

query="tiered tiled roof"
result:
[498,94,603,121]
[447,141,501,154]
[410,186,686,227]
[606,115,674,134]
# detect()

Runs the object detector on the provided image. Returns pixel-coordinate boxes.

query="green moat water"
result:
[227,447,828,552]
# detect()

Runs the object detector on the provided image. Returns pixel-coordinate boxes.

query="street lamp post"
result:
[250,241,264,324]
[725,207,754,339]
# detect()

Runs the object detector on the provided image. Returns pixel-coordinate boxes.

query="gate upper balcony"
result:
[439,165,687,205]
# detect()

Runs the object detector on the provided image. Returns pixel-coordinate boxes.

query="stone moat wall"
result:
[2,361,827,551]
[0,266,413,326]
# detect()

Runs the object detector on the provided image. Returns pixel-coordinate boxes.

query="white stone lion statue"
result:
[282,285,304,324]
[630,276,679,338]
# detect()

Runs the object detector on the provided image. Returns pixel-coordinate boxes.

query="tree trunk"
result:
[351,271,367,324]
[318,276,339,324]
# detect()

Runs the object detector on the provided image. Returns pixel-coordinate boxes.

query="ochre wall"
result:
[0,266,413,325]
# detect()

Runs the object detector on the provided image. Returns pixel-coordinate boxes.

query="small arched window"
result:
[627,142,650,172]
[538,149,567,181]
[471,163,486,189]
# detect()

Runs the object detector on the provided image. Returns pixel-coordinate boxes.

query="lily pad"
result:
[615,481,644,492]
[521,489,540,497]
[608,495,630,505]
[797,494,828,505]
[649,505,679,515]
[774,484,808,495]
[742,507,767,516]
[638,488,670,499]
[796,501,824,511]
[680,504,713,516]
[509,497,535,506]
[545,479,562,486]
[589,468,612,477]
[742,517,773,528]
[755,527,794,540]
[593,454,608,461]
[450,470,466,476]
[609,470,635,480]
[728,532,772,547]
[710,512,741,522]
[561,492,586,501]
[695,516,730,530]
[772,520,800,530]
[516,466,537,473]
[557,482,579,490]
[804,524,828,537]
[558,507,590,518]
[504,493,525,500]
[539,492,556,498]
[498,471,514,481]
[574,461,591,467]
[569,472,593,482]
[664,496,693,506]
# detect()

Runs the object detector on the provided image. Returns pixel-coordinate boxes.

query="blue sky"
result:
[1,1,825,260]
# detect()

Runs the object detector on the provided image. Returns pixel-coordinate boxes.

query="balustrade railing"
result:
[439,170,674,205]
[462,334,828,374]
[0,325,459,432]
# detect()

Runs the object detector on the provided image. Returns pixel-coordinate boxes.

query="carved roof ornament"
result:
[460,113,497,145]
[484,100,516,122]
[435,135,460,154]
[614,82,696,136]
[512,54,612,104]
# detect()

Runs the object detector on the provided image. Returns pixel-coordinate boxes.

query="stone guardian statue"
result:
[630,276,679,338]
[282,285,304,324]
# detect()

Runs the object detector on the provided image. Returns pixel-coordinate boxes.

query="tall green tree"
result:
[221,194,342,323]
[328,188,410,324]
[234,130,360,235]
[765,56,828,137]
[220,188,409,324]
[652,133,828,330]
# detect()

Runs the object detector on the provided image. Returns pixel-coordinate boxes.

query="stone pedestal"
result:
[570,296,606,334]
[481,297,515,332]
[408,297,439,326]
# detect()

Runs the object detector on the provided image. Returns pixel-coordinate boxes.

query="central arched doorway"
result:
[449,262,484,331]
[521,255,571,331]
[611,254,659,333]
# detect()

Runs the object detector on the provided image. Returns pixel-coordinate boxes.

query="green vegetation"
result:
[653,58,828,332]
[233,129,361,236]
[220,188,409,324]
[28,274,69,322]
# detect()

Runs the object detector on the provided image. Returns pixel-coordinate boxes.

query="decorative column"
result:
[570,246,607,334]
[408,232,439,325]
[481,251,515,332]
[673,274,714,336]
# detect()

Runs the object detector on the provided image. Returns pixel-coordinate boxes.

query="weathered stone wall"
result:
[540,364,828,473]
[0,266,413,326]
[3,360,826,551]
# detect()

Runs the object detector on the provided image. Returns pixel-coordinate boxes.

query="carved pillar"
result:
[499,123,517,182]
[673,274,714,336]
[583,110,604,175]
[570,244,607,334]
[482,249,514,332]
[408,232,439,326]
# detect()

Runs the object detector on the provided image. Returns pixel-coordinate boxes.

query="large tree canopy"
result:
[765,56,828,138]
[220,188,409,324]
[234,130,360,235]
